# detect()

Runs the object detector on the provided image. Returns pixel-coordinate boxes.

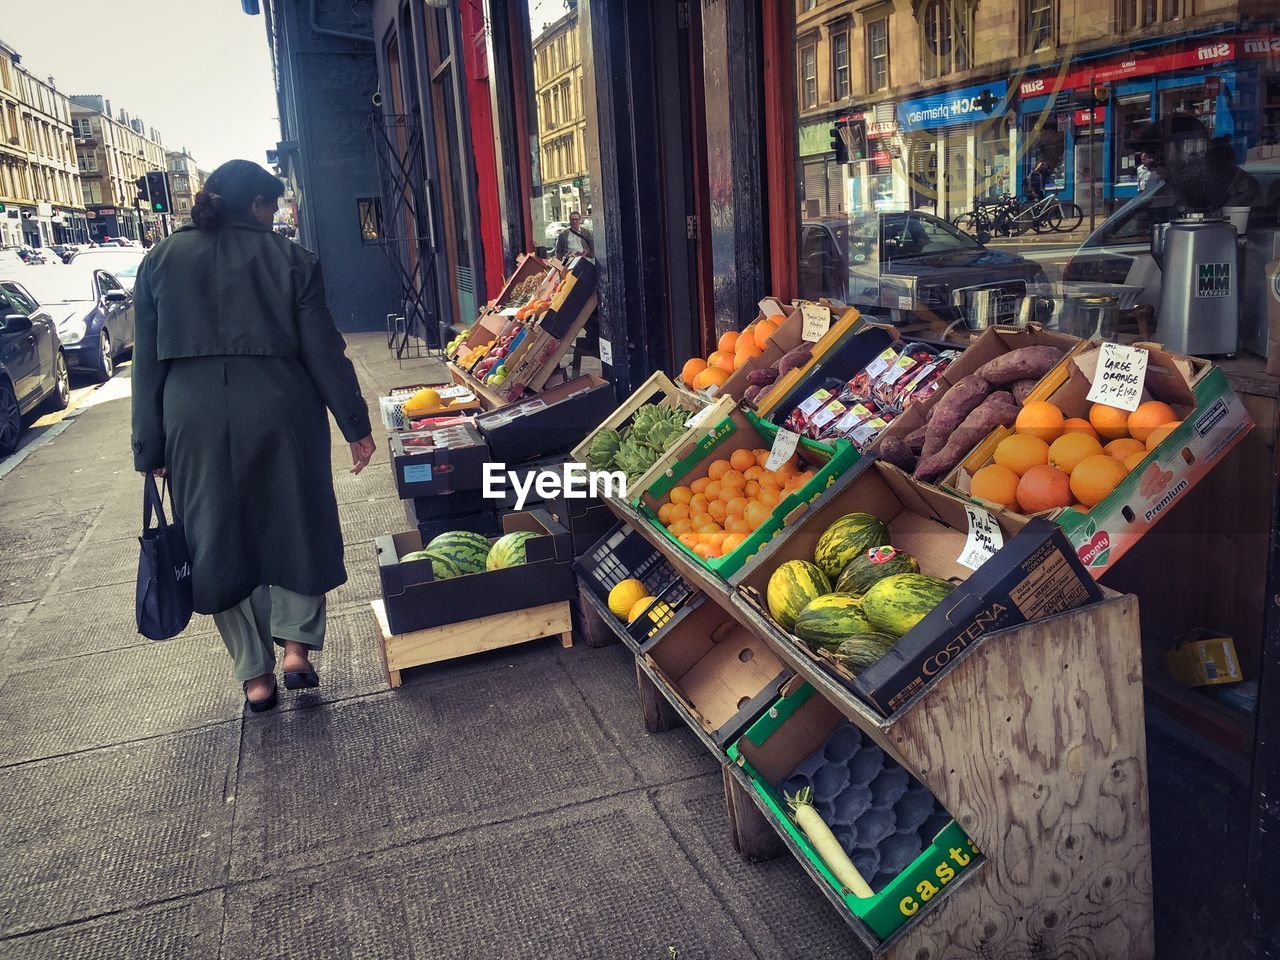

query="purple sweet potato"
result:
[974,346,1064,386]
[919,375,990,464]
[904,423,929,454]
[743,384,763,405]
[1010,378,1039,405]
[878,435,915,471]
[777,343,813,376]
[747,366,779,387]
[914,394,1020,481]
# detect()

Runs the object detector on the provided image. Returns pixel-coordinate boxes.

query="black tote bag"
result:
[136,474,194,640]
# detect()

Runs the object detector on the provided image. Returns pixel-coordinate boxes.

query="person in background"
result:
[131,159,376,713]
[1025,161,1050,203]
[554,210,594,259]
[1137,152,1164,194]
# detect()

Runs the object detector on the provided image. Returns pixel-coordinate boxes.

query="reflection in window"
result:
[357,197,383,244]
[921,0,970,79]
[800,44,818,110]
[832,31,851,102]
[1024,0,1053,52]
[867,19,889,93]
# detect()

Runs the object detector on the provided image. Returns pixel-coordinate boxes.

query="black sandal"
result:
[283,665,320,690]
[244,679,279,713]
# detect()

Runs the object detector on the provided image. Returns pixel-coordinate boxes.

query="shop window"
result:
[831,30,851,102]
[800,44,818,110]
[1115,94,1154,185]
[357,197,383,244]
[1023,0,1053,53]
[866,18,890,93]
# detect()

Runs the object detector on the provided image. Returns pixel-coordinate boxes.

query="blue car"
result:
[0,262,135,382]
[0,281,69,455]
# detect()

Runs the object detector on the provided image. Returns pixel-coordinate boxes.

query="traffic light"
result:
[831,118,869,164]
[145,171,172,214]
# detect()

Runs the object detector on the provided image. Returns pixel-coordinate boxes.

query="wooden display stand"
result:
[371,599,573,688]
[602,496,1154,957]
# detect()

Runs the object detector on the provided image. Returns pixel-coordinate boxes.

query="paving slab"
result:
[329,539,384,612]
[0,508,98,558]
[0,727,236,936]
[337,495,409,544]
[57,538,139,592]
[0,551,64,606]
[272,605,395,712]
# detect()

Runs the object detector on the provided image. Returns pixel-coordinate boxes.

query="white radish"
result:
[787,787,874,898]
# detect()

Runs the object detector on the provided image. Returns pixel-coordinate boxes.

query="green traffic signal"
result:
[153,202,164,212]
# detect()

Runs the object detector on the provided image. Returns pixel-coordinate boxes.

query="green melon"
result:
[834,633,899,675]
[860,573,955,638]
[792,594,875,651]
[425,530,491,574]
[400,549,433,564]
[834,546,920,598]
[766,560,832,633]
[812,513,892,580]
[487,531,539,570]
[420,549,467,580]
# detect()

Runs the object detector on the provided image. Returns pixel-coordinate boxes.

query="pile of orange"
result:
[680,318,781,392]
[974,398,1181,515]
[654,446,816,560]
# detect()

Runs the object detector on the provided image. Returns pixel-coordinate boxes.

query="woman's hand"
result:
[153,467,168,479]
[349,435,376,475]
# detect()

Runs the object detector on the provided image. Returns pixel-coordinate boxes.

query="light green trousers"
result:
[212,585,326,682]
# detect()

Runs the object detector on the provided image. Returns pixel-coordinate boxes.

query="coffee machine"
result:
[1152,213,1239,356]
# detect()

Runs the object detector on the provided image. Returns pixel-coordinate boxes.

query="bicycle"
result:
[951,195,1018,241]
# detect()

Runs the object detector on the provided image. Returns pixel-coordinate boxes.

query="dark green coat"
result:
[131,220,371,614]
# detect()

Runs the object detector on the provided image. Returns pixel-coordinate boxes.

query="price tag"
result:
[957,505,1003,571]
[598,338,613,366]
[684,404,717,430]
[1086,342,1148,412]
[800,302,832,343]
[765,428,800,472]
[863,347,898,381]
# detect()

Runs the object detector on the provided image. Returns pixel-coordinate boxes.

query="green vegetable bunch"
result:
[587,403,690,481]
[587,429,623,470]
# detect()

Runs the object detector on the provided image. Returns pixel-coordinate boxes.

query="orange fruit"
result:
[665,503,690,523]
[744,480,761,499]
[759,472,782,491]
[708,500,728,521]
[1123,450,1148,472]
[693,366,730,390]
[790,469,815,489]
[729,449,756,472]
[1103,438,1146,462]
[718,485,738,503]
[690,476,710,495]
[657,503,678,525]
[1069,454,1128,507]
[707,459,731,480]
[678,533,699,549]
[1145,420,1181,451]
[753,449,771,467]
[726,496,748,516]
[689,494,709,514]
[724,516,751,535]
[691,511,714,528]
[1062,417,1099,440]
[735,340,764,364]
[757,487,781,508]
[1047,433,1103,474]
[707,350,736,373]
[694,542,719,559]
[1127,401,1178,443]
[994,433,1050,476]
[704,480,722,501]
[669,485,692,505]
[1015,401,1065,443]
[1016,464,1073,514]
[743,500,771,530]
[744,465,763,481]
[1089,403,1130,441]
[722,533,746,553]
[718,330,739,354]
[753,318,779,349]
[970,463,1020,511]
[669,519,692,536]
[706,532,729,548]
[680,357,707,388]
[720,469,746,489]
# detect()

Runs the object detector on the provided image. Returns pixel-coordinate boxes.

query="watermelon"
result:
[421,549,467,579]
[487,531,538,570]
[834,633,898,675]
[834,546,920,598]
[766,560,832,633]
[792,594,875,651]
[813,513,891,580]
[425,530,491,574]
[400,549,434,563]
[860,573,955,638]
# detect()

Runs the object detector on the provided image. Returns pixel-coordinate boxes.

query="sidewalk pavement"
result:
[0,334,866,959]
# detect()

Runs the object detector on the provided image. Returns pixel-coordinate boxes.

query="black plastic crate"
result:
[574,521,697,651]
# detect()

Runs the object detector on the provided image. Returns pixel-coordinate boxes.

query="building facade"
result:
[532,8,590,233]
[70,95,169,244]
[0,39,88,248]
[166,148,204,223]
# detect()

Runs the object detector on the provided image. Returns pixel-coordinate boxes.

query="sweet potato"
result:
[747,366,779,386]
[904,423,929,454]
[743,384,763,405]
[1010,379,1039,405]
[878,435,915,471]
[777,343,813,377]
[919,375,990,464]
[973,346,1064,385]
[915,394,1020,481]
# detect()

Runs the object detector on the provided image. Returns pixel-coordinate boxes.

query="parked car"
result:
[0,281,69,455]
[47,244,80,264]
[96,237,136,248]
[67,247,146,292]
[0,263,135,382]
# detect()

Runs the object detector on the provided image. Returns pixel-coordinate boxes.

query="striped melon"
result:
[487,531,538,570]
[834,546,920,598]
[834,633,898,675]
[426,530,491,574]
[792,594,875,651]
[860,573,955,638]
[813,513,891,580]
[766,560,832,633]
[420,549,467,580]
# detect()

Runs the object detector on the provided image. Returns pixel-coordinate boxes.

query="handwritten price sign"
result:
[1086,343,1148,413]
[800,303,832,343]
[958,505,1003,570]
[765,428,800,472]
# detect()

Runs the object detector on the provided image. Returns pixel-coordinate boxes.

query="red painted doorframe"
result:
[459,2,504,297]
[761,0,797,303]
[507,0,536,254]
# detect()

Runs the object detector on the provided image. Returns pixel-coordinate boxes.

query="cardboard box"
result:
[734,458,1103,715]
[540,256,598,340]
[375,508,575,635]
[388,421,490,500]
[476,373,613,464]
[546,495,616,557]
[637,408,860,579]
[727,680,981,940]
[492,253,554,309]
[407,498,506,544]
[379,382,480,431]
[641,593,791,749]
[450,311,510,366]
[1167,629,1243,687]
[948,343,1254,576]
[709,298,802,403]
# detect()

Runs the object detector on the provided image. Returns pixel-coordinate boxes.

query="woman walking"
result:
[131,159,376,712]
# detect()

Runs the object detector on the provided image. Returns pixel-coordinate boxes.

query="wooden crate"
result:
[370,599,573,688]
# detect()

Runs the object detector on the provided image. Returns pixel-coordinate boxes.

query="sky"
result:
[2,0,279,170]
